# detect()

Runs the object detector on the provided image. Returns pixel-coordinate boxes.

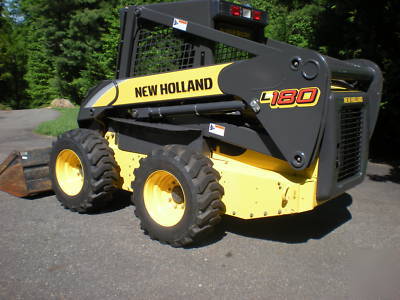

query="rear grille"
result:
[337,107,363,181]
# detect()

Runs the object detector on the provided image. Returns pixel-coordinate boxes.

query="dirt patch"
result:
[50,99,74,108]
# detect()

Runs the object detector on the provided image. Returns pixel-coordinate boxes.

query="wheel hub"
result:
[171,186,184,204]
[143,170,186,227]
[55,149,84,196]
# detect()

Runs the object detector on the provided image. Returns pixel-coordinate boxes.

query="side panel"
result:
[211,149,320,219]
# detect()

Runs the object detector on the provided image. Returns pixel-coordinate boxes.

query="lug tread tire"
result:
[50,128,119,213]
[132,145,225,247]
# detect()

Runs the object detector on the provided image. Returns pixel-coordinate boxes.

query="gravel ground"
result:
[0,109,399,299]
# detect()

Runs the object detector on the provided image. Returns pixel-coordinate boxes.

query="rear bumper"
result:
[316,59,383,201]
[317,93,368,201]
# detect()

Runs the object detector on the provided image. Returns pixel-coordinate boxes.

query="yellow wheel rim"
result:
[143,170,186,227]
[55,149,84,196]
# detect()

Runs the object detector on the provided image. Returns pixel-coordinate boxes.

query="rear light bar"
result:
[228,4,265,22]
[218,1,268,25]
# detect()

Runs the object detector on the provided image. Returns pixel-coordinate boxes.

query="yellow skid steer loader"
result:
[0,0,382,247]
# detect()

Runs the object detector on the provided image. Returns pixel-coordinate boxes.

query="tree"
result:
[314,0,400,157]
[0,0,28,108]
[20,0,123,105]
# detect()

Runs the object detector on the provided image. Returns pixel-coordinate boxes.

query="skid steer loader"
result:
[1,0,383,247]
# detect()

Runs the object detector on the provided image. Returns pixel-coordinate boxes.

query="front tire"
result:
[50,129,119,213]
[132,145,225,247]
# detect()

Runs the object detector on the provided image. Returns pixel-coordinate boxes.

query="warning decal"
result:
[173,18,188,31]
[209,123,225,137]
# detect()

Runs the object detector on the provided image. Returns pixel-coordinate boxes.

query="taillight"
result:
[252,10,262,21]
[230,5,241,16]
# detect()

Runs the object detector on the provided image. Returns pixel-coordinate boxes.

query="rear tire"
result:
[132,145,225,247]
[50,128,119,213]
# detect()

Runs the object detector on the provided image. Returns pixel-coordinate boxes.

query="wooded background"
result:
[0,0,399,157]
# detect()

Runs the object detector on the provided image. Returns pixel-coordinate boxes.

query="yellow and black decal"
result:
[259,87,320,109]
[344,96,364,104]
[87,64,231,108]
[134,77,213,98]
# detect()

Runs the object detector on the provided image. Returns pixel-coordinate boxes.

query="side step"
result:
[0,148,52,197]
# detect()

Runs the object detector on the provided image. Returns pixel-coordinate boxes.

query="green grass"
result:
[35,107,79,136]
[0,103,12,110]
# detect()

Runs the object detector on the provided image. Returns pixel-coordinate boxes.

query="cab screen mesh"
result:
[214,23,254,64]
[133,24,195,76]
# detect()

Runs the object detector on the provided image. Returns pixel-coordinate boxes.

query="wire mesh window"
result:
[214,23,254,64]
[133,24,195,76]
[214,43,252,64]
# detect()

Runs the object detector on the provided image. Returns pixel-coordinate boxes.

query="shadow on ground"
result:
[368,159,400,184]
[22,190,132,214]
[23,191,55,200]
[194,193,353,247]
[91,190,132,214]
[22,189,353,247]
